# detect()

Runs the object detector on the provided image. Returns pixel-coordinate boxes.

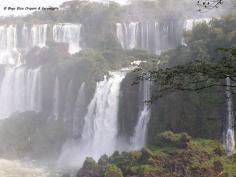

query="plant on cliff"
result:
[76,157,100,177]
[104,164,123,177]
[76,131,236,177]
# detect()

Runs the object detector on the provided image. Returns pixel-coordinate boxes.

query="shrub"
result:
[104,164,123,177]
[155,131,192,148]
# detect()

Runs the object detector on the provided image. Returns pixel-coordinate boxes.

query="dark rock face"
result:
[148,89,224,144]
[118,72,139,139]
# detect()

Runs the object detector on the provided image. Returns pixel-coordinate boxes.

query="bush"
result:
[104,164,123,177]
[76,157,100,177]
[155,131,192,148]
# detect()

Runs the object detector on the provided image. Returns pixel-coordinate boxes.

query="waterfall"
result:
[116,22,164,53]
[0,25,21,65]
[0,23,83,64]
[26,67,42,112]
[155,22,161,55]
[53,24,82,54]
[73,82,86,137]
[225,77,235,155]
[128,22,139,49]
[131,79,152,150]
[140,22,150,49]
[0,24,48,65]
[0,22,83,120]
[30,24,48,48]
[116,22,138,49]
[21,25,30,49]
[64,80,74,121]
[184,18,211,31]
[116,19,213,54]
[53,77,60,120]
[58,68,132,167]
[116,23,125,49]
[0,66,42,119]
[81,70,127,159]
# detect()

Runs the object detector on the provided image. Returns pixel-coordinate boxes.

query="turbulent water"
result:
[225,77,235,155]
[58,68,129,167]
[0,159,49,177]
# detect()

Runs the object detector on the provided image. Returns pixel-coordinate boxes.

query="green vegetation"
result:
[104,164,123,177]
[0,1,235,175]
[77,132,236,177]
[138,14,236,142]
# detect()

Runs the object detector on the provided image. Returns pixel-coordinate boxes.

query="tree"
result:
[138,47,236,101]
[197,0,223,11]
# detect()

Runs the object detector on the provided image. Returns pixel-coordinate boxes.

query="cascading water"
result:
[0,24,47,65]
[116,22,139,49]
[128,22,139,49]
[181,18,211,48]
[116,23,126,49]
[131,78,152,150]
[30,24,48,48]
[0,66,42,119]
[140,22,150,49]
[73,82,86,137]
[53,77,60,120]
[116,21,169,54]
[21,25,30,49]
[0,25,21,65]
[116,19,212,54]
[81,70,127,157]
[155,22,161,55]
[0,23,82,65]
[53,24,82,54]
[58,68,132,167]
[225,77,235,155]
[0,23,83,119]
[184,18,211,31]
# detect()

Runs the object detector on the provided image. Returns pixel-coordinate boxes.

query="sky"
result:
[0,0,129,17]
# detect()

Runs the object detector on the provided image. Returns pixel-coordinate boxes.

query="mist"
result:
[0,0,235,176]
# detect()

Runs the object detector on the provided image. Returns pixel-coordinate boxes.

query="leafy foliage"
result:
[197,0,223,11]
[76,131,236,177]
[139,15,236,100]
